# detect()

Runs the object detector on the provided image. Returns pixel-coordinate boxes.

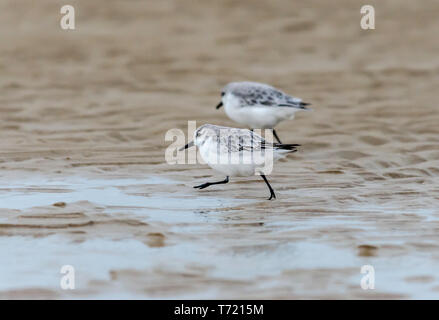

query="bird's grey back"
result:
[225,82,302,108]
[197,124,298,155]
[198,124,266,153]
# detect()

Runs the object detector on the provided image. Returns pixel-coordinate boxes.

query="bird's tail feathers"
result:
[278,102,312,111]
[274,143,300,153]
[299,102,312,110]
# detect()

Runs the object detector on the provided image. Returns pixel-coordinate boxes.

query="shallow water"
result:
[1,174,439,299]
[0,176,250,226]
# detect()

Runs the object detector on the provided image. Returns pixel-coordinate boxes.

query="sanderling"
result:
[215,81,310,143]
[180,124,299,200]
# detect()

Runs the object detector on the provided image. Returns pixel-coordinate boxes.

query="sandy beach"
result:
[1,0,439,299]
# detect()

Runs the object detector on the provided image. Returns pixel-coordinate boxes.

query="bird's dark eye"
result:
[221,92,225,97]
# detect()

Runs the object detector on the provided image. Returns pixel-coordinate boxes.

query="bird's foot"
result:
[268,192,276,200]
[194,183,210,189]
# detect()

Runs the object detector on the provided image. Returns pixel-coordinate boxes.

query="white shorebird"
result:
[180,124,299,200]
[215,81,310,143]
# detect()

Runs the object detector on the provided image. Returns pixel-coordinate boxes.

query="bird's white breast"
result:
[223,93,297,129]
[198,139,279,177]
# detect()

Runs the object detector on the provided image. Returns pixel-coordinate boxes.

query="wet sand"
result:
[1,0,439,299]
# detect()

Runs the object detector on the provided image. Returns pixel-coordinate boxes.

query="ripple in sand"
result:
[357,244,378,257]
[359,135,388,146]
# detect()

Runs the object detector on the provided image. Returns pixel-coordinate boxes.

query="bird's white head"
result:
[193,124,219,147]
[216,82,245,110]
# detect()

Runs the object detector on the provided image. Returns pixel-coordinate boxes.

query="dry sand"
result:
[0,0,439,299]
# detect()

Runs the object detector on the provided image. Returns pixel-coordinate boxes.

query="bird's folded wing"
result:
[235,86,304,108]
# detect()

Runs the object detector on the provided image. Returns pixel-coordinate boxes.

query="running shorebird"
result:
[215,81,310,143]
[180,124,299,200]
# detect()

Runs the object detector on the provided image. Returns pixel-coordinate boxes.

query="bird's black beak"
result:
[216,102,223,109]
[179,140,194,151]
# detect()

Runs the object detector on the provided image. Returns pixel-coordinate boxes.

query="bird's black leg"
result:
[194,176,229,190]
[261,174,276,200]
[272,129,282,144]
